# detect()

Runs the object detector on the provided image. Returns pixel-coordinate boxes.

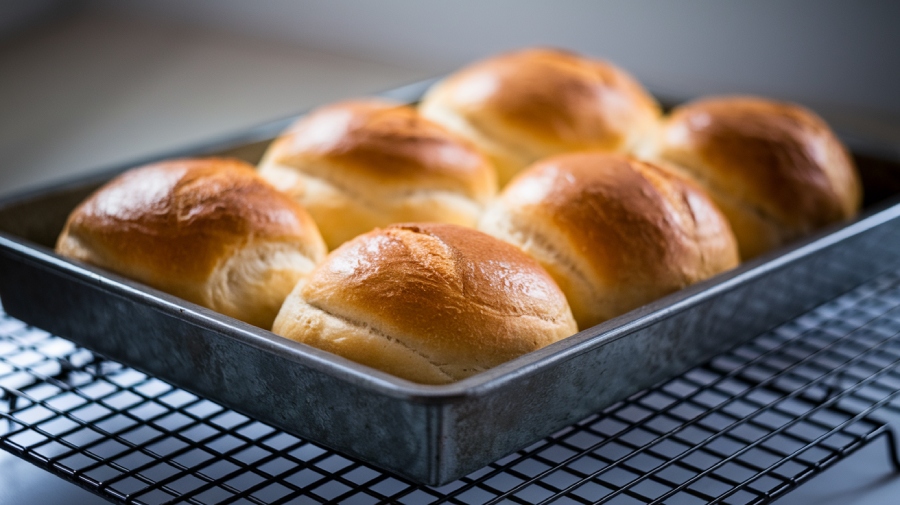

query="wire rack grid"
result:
[4,271,900,504]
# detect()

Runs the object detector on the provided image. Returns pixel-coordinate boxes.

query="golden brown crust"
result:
[258,99,498,249]
[272,223,577,384]
[420,47,661,184]
[265,99,495,196]
[656,96,862,258]
[56,158,327,327]
[478,152,739,329]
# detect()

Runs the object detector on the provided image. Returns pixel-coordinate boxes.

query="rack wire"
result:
[3,270,900,504]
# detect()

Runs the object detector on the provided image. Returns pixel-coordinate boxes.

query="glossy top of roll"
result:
[261,99,496,199]
[421,47,660,156]
[505,153,737,289]
[56,158,328,329]
[274,223,577,383]
[658,96,861,234]
[59,158,323,282]
[479,152,739,329]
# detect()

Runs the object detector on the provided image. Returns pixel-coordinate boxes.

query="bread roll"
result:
[257,99,497,250]
[56,158,327,329]
[272,223,577,384]
[478,152,739,330]
[420,47,660,185]
[653,96,862,259]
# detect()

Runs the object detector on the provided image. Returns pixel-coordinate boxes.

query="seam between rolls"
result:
[502,213,601,322]
[269,162,486,215]
[675,186,709,284]
[658,155,789,242]
[304,300,458,382]
[284,166,393,216]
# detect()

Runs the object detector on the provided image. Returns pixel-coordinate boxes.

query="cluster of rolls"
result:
[56,48,862,384]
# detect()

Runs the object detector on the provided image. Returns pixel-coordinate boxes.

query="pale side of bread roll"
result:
[653,96,862,259]
[478,152,739,330]
[272,223,578,384]
[257,99,498,250]
[56,158,328,329]
[419,47,661,186]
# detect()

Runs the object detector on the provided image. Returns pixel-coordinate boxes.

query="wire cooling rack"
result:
[3,271,900,504]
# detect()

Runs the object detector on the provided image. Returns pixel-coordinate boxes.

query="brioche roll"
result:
[56,158,327,328]
[654,96,862,259]
[258,99,497,250]
[478,152,739,330]
[420,47,660,185]
[272,223,577,384]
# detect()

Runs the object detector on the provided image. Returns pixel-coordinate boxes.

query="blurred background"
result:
[2,2,900,504]
[1,0,899,198]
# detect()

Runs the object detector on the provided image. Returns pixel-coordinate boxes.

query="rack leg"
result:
[883,424,900,472]
[0,387,16,413]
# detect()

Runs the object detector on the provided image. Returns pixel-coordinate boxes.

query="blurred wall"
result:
[85,0,900,120]
[0,0,75,40]
[2,0,898,196]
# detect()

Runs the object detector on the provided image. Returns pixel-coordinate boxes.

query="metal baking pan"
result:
[2,79,900,485]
